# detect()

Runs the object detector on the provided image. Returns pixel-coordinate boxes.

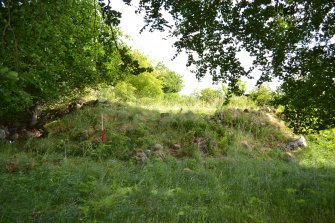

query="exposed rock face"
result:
[286,136,308,150]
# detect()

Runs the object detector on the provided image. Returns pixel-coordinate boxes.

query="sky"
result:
[112,0,269,95]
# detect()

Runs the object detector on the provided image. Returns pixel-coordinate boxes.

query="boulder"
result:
[154,143,163,151]
[194,137,217,154]
[0,128,6,140]
[182,168,192,174]
[154,150,165,159]
[136,152,148,163]
[286,136,307,150]
[173,144,181,150]
[160,113,170,119]
[98,98,108,104]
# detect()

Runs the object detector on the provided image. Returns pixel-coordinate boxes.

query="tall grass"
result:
[0,97,334,222]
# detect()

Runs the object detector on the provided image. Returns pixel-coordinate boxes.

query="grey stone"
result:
[286,136,307,150]
[29,105,41,127]
[0,128,6,140]
[154,150,165,159]
[154,143,163,150]
[136,152,148,163]
[173,144,181,150]
[98,98,108,104]
[160,113,170,119]
[241,141,252,150]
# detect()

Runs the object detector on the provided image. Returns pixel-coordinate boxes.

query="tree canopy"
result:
[0,0,147,125]
[117,0,335,132]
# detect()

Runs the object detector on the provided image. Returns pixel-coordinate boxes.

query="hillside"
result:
[1,100,335,222]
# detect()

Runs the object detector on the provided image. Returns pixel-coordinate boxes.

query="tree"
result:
[199,88,223,103]
[127,72,163,99]
[114,81,136,102]
[0,0,104,124]
[250,84,274,107]
[156,62,184,93]
[0,0,149,125]
[119,0,335,131]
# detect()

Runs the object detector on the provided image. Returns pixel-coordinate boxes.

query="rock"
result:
[145,149,152,156]
[243,108,249,113]
[154,150,165,159]
[0,128,7,140]
[160,113,170,119]
[154,143,163,151]
[136,152,148,163]
[10,133,19,141]
[182,168,192,174]
[214,110,224,121]
[204,115,211,122]
[241,141,252,150]
[261,107,272,113]
[283,152,296,163]
[29,105,41,127]
[194,137,217,154]
[85,99,99,106]
[173,144,181,150]
[5,158,20,173]
[68,99,86,111]
[286,136,307,150]
[98,98,108,104]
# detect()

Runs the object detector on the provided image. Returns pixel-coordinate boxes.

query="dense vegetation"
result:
[0,0,335,222]
[1,96,335,222]
[120,0,335,132]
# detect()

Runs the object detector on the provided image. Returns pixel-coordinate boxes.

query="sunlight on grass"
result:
[0,97,334,222]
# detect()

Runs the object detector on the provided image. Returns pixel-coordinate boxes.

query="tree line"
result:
[1,0,334,133]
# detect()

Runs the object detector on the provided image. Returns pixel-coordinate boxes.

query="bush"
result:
[127,73,163,99]
[249,84,274,106]
[114,82,136,102]
[199,88,223,103]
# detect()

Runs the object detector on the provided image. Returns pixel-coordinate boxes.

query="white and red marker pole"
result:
[101,113,105,144]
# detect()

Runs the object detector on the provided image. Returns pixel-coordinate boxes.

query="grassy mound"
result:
[0,102,334,222]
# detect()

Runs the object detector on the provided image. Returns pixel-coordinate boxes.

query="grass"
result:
[0,98,334,222]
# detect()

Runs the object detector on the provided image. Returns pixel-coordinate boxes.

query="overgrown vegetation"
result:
[1,96,334,222]
[0,0,334,222]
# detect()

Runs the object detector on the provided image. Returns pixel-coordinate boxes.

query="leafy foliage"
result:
[121,0,335,131]
[0,0,150,125]
[199,88,223,103]
[127,72,163,99]
[114,81,136,102]
[250,84,274,107]
[156,63,184,93]
[276,74,335,133]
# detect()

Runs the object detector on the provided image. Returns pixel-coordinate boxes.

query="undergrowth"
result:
[0,98,334,222]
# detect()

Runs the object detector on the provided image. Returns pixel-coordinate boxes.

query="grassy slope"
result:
[0,100,334,222]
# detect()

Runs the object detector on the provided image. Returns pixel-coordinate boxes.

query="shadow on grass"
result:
[0,103,334,222]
